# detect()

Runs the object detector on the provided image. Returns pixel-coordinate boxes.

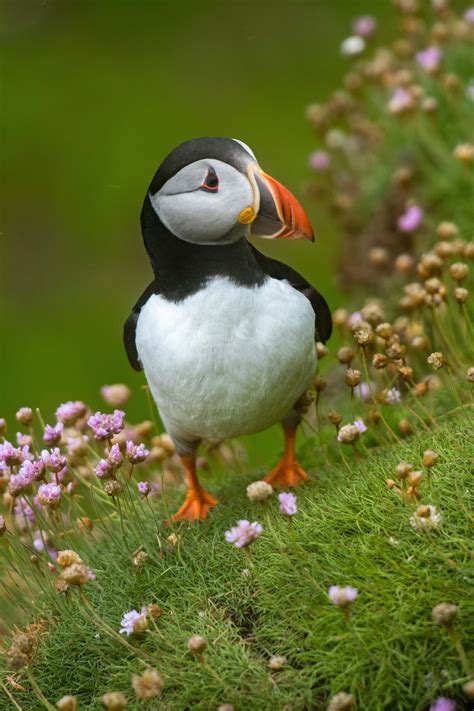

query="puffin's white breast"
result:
[136,276,316,446]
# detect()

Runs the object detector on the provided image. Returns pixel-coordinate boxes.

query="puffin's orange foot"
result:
[264,460,310,488]
[169,489,218,522]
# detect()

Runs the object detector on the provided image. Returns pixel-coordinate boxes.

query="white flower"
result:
[385,388,401,405]
[410,505,442,532]
[340,36,366,57]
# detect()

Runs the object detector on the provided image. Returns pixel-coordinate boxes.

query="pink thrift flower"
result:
[352,15,376,38]
[55,401,87,426]
[429,699,456,711]
[38,482,61,509]
[87,410,125,440]
[278,492,297,516]
[94,458,114,480]
[388,87,414,114]
[416,47,443,73]
[126,441,149,464]
[119,607,148,636]
[353,419,367,433]
[328,585,359,608]
[347,311,363,329]
[43,422,64,446]
[41,448,67,474]
[385,388,401,404]
[108,443,123,467]
[8,468,35,497]
[464,7,474,24]
[137,481,151,497]
[309,150,330,172]
[398,205,423,233]
[225,520,263,548]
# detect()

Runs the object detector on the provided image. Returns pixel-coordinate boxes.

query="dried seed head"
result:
[345,368,361,387]
[424,277,442,294]
[101,691,128,710]
[435,240,454,258]
[133,551,149,569]
[5,647,29,671]
[100,384,131,407]
[386,341,406,360]
[333,308,349,327]
[454,143,474,162]
[316,342,328,358]
[328,691,355,711]
[57,550,82,569]
[392,166,413,186]
[134,420,154,438]
[337,424,360,444]
[422,450,438,468]
[372,353,388,369]
[353,321,374,345]
[268,655,287,670]
[56,696,78,711]
[432,602,458,627]
[421,96,437,113]
[375,322,393,339]
[369,247,389,268]
[454,287,468,304]
[314,376,327,392]
[361,302,384,325]
[398,419,413,436]
[328,411,343,426]
[413,382,428,397]
[462,679,474,701]
[449,262,469,282]
[60,562,94,587]
[16,407,33,426]
[147,604,164,619]
[187,634,207,655]
[131,669,164,700]
[103,480,123,497]
[246,480,274,502]
[437,221,458,239]
[467,367,474,383]
[337,347,355,365]
[398,366,414,381]
[408,470,423,487]
[217,706,235,711]
[395,253,414,274]
[427,352,445,369]
[464,242,474,259]
[395,462,413,480]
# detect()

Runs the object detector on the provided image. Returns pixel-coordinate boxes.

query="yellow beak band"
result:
[238,206,257,224]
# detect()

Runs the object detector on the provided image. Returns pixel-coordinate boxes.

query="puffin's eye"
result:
[200,168,219,192]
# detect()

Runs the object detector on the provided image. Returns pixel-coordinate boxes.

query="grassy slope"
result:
[4,415,473,710]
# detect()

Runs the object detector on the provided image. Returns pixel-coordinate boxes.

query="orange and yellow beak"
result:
[241,166,314,241]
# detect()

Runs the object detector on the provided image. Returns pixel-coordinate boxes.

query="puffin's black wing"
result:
[123,282,157,371]
[250,245,333,344]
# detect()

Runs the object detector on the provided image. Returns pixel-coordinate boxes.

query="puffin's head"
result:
[143,137,313,246]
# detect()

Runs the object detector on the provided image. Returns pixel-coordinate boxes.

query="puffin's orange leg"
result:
[169,455,217,522]
[264,424,310,488]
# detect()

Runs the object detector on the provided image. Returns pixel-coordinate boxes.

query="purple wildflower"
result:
[0,441,27,466]
[14,499,35,525]
[465,7,474,23]
[16,432,32,448]
[429,699,456,711]
[119,607,148,636]
[352,15,376,38]
[108,443,123,467]
[354,382,373,401]
[328,586,359,608]
[19,458,45,482]
[347,311,362,329]
[416,47,443,72]
[388,87,414,114]
[225,520,263,548]
[278,492,297,516]
[37,482,61,509]
[8,467,35,497]
[398,205,423,233]
[41,448,67,473]
[137,481,151,497]
[43,422,64,446]
[126,441,149,464]
[55,401,87,426]
[94,458,114,480]
[353,419,367,433]
[309,150,330,172]
[87,410,125,440]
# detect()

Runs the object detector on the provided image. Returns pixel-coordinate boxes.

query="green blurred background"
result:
[1,0,393,448]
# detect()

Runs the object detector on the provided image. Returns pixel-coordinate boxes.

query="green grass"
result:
[2,415,472,710]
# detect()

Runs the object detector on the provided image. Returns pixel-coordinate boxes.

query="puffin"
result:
[124,137,332,521]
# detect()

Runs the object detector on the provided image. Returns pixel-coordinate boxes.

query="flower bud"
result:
[246,480,273,502]
[16,407,33,426]
[432,602,458,627]
[462,679,474,701]
[333,309,348,327]
[454,287,468,304]
[337,347,354,365]
[398,419,413,436]
[328,411,343,426]
[408,470,423,487]
[372,353,388,369]
[422,450,438,468]
[353,321,374,345]
[437,221,458,239]
[427,352,445,370]
[268,655,287,670]
[345,368,361,387]
[328,691,355,711]
[187,634,207,655]
[450,262,469,283]
[395,462,413,480]
[316,342,328,358]
[131,669,164,700]
[101,692,127,710]
[56,696,78,711]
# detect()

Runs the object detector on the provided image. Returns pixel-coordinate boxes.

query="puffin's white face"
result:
[150,159,255,245]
